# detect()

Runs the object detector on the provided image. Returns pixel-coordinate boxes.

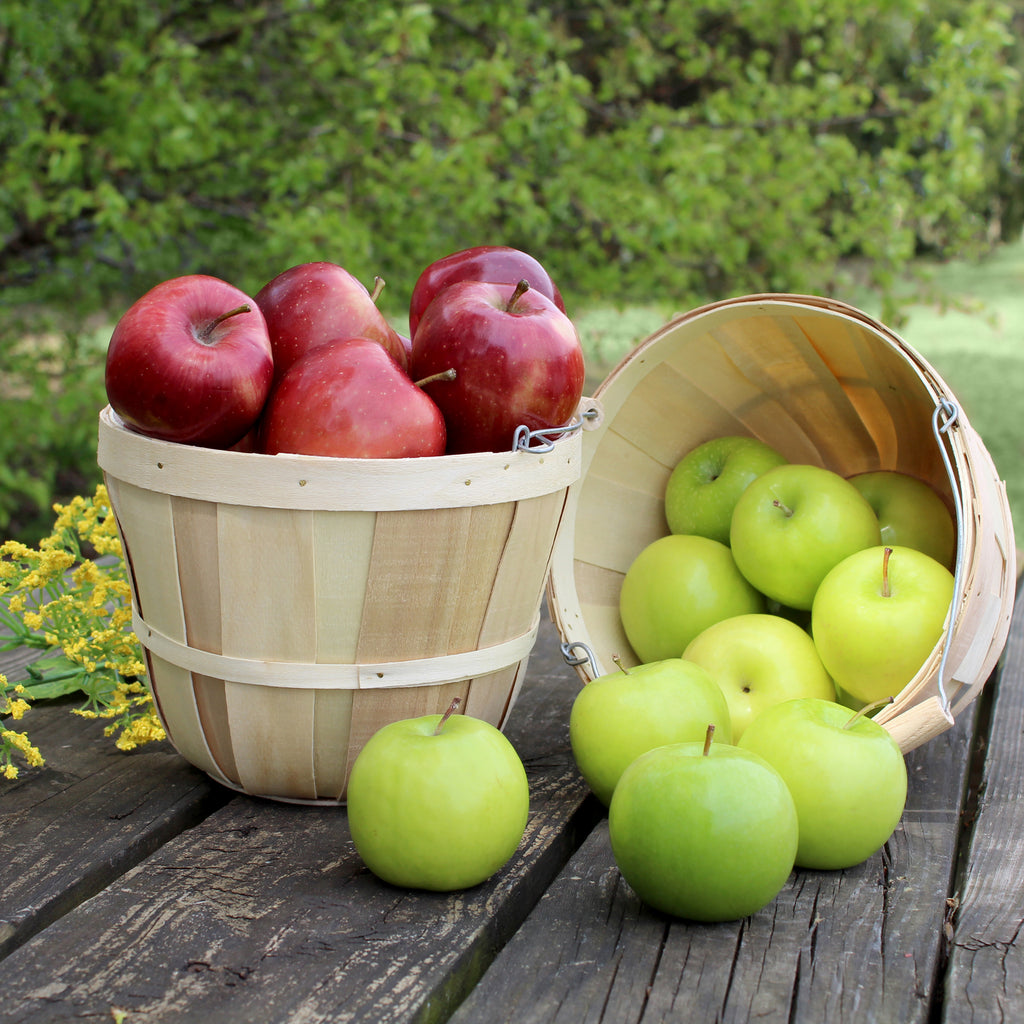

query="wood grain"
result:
[0,701,227,962]
[943,585,1024,1022]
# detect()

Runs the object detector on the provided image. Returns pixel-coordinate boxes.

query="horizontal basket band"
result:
[99,406,581,511]
[133,610,539,690]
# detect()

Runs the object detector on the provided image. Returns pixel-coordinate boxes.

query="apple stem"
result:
[371,276,386,304]
[843,695,895,729]
[611,654,630,675]
[197,304,251,343]
[434,696,462,735]
[506,278,531,311]
[881,546,894,598]
[703,723,715,756]
[414,368,457,388]
[771,498,794,518]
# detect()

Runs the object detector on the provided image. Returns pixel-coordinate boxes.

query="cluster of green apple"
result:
[569,435,958,922]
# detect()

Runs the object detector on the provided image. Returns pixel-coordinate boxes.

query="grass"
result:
[878,246,1024,554]
[573,242,1024,555]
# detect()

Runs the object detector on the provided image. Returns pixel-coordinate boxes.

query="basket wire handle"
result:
[513,399,603,453]
[560,640,599,678]
[933,396,964,718]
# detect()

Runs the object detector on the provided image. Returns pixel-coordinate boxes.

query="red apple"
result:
[255,261,408,381]
[410,279,585,454]
[104,274,273,449]
[396,331,413,366]
[409,245,566,337]
[258,337,447,458]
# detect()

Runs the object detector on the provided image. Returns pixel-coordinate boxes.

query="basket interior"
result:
[547,294,1016,752]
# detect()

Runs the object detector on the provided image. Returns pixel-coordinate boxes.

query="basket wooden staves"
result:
[547,294,1016,753]
[97,406,582,803]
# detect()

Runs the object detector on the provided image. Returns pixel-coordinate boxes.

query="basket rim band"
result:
[98,405,582,511]
[132,610,540,689]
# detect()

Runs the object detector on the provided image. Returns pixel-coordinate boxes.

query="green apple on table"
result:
[569,657,733,806]
[738,697,908,870]
[664,435,788,545]
[682,613,836,739]
[608,726,798,922]
[848,470,956,570]
[619,534,765,663]
[730,463,881,610]
[811,544,954,705]
[346,699,530,892]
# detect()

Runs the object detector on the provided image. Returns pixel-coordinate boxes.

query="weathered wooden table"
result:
[1,586,1022,1023]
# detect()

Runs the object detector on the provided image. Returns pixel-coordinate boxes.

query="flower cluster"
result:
[0,485,165,778]
[0,677,44,779]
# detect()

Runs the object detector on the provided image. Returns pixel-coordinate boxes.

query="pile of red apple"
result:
[104,246,586,458]
[568,434,959,921]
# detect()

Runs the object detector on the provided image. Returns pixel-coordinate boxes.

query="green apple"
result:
[569,657,733,806]
[730,463,881,610]
[346,699,529,891]
[682,613,836,740]
[811,544,954,705]
[738,697,908,870]
[608,726,798,922]
[848,470,956,570]
[619,534,765,663]
[664,435,788,545]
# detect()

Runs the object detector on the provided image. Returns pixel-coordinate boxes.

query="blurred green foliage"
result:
[1,0,1022,541]
[0,325,108,542]
[3,0,1021,314]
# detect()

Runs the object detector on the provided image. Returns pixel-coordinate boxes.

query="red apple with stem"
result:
[410,279,585,454]
[104,274,274,449]
[409,245,566,337]
[258,337,448,458]
[255,261,408,382]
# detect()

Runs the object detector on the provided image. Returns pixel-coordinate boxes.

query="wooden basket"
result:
[97,405,582,803]
[547,294,1017,753]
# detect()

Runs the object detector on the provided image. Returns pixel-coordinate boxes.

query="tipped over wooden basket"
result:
[98,406,581,803]
[547,294,1016,753]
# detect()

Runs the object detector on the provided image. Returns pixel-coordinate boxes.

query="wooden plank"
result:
[942,588,1024,1022]
[0,616,599,1023]
[449,696,981,1024]
[0,699,228,961]
[0,644,43,685]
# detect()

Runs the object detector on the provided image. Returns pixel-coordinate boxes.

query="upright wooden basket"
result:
[548,294,1016,753]
[97,406,581,803]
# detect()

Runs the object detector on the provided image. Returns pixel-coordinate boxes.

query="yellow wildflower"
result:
[1,729,45,771]
[72,561,104,588]
[6,698,30,720]
[2,484,159,777]
[1,540,34,560]
[113,712,167,751]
